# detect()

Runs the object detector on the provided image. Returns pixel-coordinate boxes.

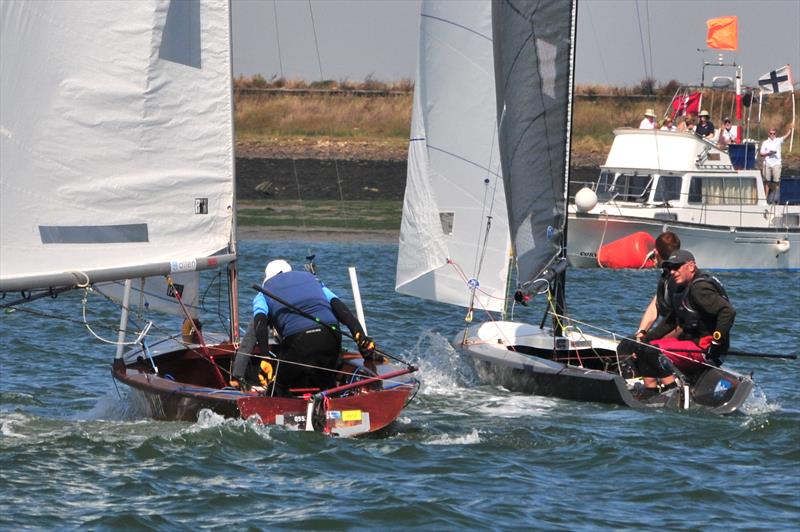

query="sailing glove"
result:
[355,331,377,360]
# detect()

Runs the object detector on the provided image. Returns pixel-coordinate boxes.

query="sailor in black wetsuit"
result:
[231,259,376,394]
[634,231,681,342]
[634,249,736,395]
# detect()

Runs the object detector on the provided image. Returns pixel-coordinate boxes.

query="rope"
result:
[81,288,153,346]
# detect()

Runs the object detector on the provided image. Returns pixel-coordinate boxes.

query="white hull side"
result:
[567,213,800,270]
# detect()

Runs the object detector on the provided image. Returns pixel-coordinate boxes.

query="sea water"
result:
[1,240,798,529]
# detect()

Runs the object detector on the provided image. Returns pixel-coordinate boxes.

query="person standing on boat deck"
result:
[694,110,715,139]
[634,250,736,397]
[660,117,677,132]
[232,259,376,394]
[760,124,794,204]
[717,117,736,148]
[639,109,656,129]
[634,231,681,342]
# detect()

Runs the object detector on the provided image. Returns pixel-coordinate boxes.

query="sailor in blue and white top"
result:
[232,259,375,394]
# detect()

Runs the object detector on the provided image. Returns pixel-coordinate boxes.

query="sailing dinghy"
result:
[396,0,753,414]
[1,0,417,436]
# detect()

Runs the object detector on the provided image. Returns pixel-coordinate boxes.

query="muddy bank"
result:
[235,156,600,202]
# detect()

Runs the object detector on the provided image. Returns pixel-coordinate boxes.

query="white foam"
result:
[408,330,478,395]
[0,412,29,438]
[428,427,482,445]
[740,386,781,418]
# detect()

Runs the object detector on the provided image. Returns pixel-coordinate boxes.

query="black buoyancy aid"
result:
[672,271,730,337]
[655,271,672,317]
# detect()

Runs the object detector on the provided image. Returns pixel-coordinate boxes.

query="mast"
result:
[225,0,240,342]
[553,0,579,335]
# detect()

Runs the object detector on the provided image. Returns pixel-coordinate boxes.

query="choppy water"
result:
[2,240,798,529]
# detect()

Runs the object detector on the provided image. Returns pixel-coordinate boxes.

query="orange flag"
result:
[706,16,738,50]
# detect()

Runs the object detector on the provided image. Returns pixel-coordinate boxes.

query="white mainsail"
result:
[396,0,511,313]
[0,0,236,292]
[492,0,575,287]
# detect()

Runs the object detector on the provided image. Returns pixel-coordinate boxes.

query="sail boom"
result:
[0,253,236,293]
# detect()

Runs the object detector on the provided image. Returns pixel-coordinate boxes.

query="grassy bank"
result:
[238,199,402,231]
[234,78,799,169]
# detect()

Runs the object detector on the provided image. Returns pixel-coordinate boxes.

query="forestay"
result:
[0,1,236,292]
[491,0,575,286]
[396,0,511,312]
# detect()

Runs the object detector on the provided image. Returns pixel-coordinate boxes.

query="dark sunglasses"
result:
[663,263,685,271]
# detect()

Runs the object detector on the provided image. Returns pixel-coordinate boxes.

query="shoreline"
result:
[237,225,399,243]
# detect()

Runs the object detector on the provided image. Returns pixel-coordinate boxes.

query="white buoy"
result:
[775,239,791,254]
[574,187,598,213]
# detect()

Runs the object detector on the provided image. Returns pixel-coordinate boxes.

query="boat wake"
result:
[740,386,781,417]
[406,329,478,395]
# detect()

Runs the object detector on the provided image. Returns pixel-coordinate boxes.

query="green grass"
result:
[238,200,402,231]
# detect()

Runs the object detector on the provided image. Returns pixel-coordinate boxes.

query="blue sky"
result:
[232,0,800,88]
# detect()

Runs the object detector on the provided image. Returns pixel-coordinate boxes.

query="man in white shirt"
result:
[639,109,656,129]
[718,117,737,147]
[760,124,794,203]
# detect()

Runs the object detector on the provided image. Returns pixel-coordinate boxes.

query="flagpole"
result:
[791,90,795,152]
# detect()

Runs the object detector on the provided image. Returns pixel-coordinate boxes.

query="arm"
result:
[643,312,677,343]
[783,125,794,141]
[690,283,736,340]
[636,296,658,338]
[252,293,271,357]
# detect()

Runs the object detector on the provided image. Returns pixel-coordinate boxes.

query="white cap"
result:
[263,259,292,282]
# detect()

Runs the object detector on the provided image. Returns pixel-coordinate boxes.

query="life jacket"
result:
[262,271,337,338]
[655,271,673,317]
[672,271,730,338]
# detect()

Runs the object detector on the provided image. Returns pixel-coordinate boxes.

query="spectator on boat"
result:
[639,109,656,129]
[634,231,681,343]
[231,259,376,394]
[717,117,736,148]
[629,250,736,399]
[660,117,677,131]
[695,110,715,139]
[682,116,696,133]
[760,124,794,204]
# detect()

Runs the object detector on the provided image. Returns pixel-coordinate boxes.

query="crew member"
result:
[634,231,681,342]
[232,259,376,394]
[629,250,736,397]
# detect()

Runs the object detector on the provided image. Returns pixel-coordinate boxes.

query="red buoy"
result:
[597,232,656,269]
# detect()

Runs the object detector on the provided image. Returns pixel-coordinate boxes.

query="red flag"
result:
[671,92,702,119]
[706,16,738,51]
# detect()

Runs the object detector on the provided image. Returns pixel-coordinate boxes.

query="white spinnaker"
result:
[396,0,510,312]
[0,1,235,291]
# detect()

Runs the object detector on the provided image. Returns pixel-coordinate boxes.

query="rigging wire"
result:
[272,0,284,78]
[307,0,325,81]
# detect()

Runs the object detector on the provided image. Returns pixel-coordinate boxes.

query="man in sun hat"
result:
[624,250,736,398]
[695,110,715,139]
[639,108,656,129]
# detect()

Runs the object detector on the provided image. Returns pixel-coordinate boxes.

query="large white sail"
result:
[492,0,575,286]
[396,0,510,312]
[0,0,235,292]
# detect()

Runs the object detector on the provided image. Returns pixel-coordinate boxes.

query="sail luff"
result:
[492,0,574,287]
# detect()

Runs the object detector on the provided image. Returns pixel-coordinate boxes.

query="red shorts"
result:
[649,338,706,373]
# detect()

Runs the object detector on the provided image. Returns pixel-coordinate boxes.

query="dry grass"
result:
[233,78,799,168]
[235,93,411,139]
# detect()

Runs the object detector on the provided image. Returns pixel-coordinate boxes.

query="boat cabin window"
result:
[687,176,758,205]
[613,173,653,202]
[595,170,615,201]
[652,175,682,203]
[595,172,652,202]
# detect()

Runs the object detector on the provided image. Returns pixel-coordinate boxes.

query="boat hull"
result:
[112,341,417,437]
[568,212,800,270]
[456,321,754,414]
